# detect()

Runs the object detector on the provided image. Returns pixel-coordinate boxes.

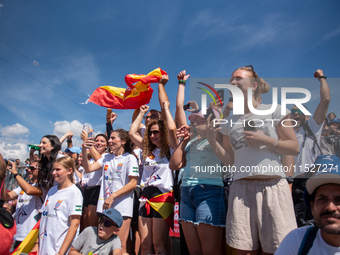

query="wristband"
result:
[319,75,326,79]
[271,138,277,150]
[178,80,186,84]
[13,173,20,179]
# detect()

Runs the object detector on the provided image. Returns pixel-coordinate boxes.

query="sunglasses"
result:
[291,108,303,115]
[98,217,118,228]
[149,130,160,136]
[27,166,40,171]
[144,115,158,120]
[244,65,257,78]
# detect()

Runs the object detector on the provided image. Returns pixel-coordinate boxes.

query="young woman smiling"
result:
[129,103,177,255]
[82,129,139,254]
[80,133,109,230]
[39,156,83,255]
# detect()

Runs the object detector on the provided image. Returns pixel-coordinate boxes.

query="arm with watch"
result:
[3,160,43,197]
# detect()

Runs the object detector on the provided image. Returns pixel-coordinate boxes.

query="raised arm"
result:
[169,125,190,170]
[129,105,149,149]
[162,101,178,150]
[80,132,102,173]
[158,74,170,121]
[175,70,191,128]
[59,131,74,148]
[5,160,43,196]
[313,69,331,125]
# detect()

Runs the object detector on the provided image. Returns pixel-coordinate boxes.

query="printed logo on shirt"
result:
[54,200,63,210]
[104,165,109,171]
[19,198,31,203]
[105,175,120,181]
[42,211,57,218]
[133,167,139,173]
[20,190,25,195]
[117,163,123,171]
[148,153,155,160]
[45,200,49,206]
[75,205,82,212]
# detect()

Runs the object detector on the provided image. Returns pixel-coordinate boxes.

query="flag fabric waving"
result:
[88,68,167,109]
[11,220,40,255]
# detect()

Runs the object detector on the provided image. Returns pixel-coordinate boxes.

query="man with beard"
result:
[1,160,45,249]
[275,155,340,254]
[290,69,331,226]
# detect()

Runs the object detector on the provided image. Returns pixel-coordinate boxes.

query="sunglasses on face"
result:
[149,130,160,136]
[98,217,118,228]
[291,108,303,115]
[27,166,40,171]
[144,115,158,120]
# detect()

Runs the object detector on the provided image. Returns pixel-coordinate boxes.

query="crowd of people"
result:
[1,67,340,255]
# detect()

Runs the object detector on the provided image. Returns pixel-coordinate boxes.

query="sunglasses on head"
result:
[149,130,160,136]
[98,217,118,228]
[291,108,303,115]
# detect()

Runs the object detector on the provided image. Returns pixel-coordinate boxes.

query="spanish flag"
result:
[89,68,167,109]
[142,191,175,229]
[11,220,40,255]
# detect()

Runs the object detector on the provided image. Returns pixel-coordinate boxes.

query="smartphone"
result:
[217,89,224,104]
[205,108,216,120]
[228,97,233,102]
[183,102,190,111]
[244,120,256,131]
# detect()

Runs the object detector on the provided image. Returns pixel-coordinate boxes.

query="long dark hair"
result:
[112,129,138,160]
[37,135,61,189]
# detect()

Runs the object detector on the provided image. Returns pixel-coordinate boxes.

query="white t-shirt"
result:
[39,184,83,255]
[96,153,139,217]
[82,156,106,187]
[73,166,83,184]
[275,226,340,255]
[293,117,324,177]
[220,104,289,181]
[140,147,174,193]
[13,184,44,241]
[133,148,143,185]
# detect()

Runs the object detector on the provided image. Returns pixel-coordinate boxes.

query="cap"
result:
[96,208,123,228]
[304,155,340,208]
[330,118,340,125]
[188,108,221,122]
[65,147,82,154]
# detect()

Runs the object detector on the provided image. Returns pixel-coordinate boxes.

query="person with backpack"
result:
[290,69,331,227]
[275,155,340,255]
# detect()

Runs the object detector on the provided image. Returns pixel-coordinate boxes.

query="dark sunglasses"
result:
[291,108,303,115]
[149,130,160,136]
[245,65,257,78]
[27,166,40,171]
[144,115,158,120]
[98,217,118,228]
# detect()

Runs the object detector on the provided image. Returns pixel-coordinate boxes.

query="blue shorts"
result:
[179,184,226,226]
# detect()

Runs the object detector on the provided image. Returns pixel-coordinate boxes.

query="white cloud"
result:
[0,139,28,161]
[53,120,104,151]
[0,123,29,137]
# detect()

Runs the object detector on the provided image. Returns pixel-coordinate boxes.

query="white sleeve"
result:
[96,153,108,167]
[68,187,83,216]
[12,186,22,196]
[272,104,291,127]
[127,155,139,177]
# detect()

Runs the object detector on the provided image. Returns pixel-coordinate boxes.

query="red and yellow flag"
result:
[142,191,175,229]
[11,220,40,255]
[89,68,167,109]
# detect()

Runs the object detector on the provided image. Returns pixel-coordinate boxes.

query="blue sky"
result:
[0,0,339,161]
